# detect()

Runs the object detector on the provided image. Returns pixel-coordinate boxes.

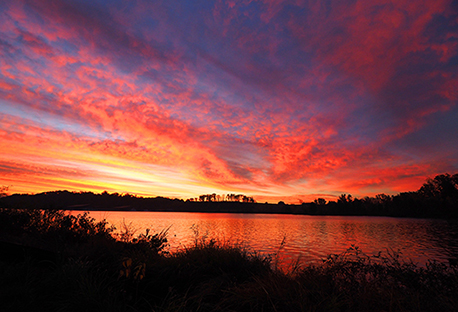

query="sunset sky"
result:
[1,0,457,203]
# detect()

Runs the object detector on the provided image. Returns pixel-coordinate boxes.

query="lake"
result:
[84,211,458,268]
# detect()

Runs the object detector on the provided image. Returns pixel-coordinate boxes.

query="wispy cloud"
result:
[1,0,457,201]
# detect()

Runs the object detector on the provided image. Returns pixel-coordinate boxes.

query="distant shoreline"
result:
[2,172,458,220]
[2,196,456,220]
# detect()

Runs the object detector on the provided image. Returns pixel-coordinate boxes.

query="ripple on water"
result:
[81,211,458,268]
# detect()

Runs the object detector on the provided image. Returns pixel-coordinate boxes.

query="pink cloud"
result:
[0,0,457,202]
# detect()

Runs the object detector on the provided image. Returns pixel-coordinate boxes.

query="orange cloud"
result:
[1,0,457,203]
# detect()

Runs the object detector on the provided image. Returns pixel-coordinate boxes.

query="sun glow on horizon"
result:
[1,0,457,203]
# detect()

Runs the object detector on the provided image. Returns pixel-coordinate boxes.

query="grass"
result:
[1,208,457,311]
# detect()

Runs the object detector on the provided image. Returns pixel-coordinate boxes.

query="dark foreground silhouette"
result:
[1,208,458,312]
[1,173,458,219]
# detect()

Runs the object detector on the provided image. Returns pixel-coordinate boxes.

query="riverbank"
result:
[3,188,458,219]
[1,208,458,311]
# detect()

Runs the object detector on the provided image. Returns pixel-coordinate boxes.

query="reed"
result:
[1,208,457,311]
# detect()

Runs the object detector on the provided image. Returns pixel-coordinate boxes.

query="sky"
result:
[0,0,457,203]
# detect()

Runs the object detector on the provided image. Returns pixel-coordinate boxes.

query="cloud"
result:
[0,0,457,201]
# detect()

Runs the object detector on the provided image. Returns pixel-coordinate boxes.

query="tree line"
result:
[1,173,457,218]
[305,173,458,218]
[192,193,255,203]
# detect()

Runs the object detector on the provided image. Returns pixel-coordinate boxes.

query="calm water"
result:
[84,211,458,267]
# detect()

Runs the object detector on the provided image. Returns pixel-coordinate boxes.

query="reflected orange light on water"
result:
[82,211,458,269]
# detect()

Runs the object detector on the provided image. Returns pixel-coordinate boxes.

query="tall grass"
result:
[1,208,457,311]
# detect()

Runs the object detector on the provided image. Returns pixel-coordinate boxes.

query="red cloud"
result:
[1,0,457,201]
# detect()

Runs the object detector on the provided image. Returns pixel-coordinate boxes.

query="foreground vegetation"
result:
[1,208,458,311]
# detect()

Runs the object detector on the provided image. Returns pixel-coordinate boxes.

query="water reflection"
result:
[84,211,458,267]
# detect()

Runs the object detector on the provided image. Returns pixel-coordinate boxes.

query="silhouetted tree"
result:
[242,195,255,203]
[419,173,458,200]
[338,194,353,204]
[313,198,326,205]
[0,186,8,198]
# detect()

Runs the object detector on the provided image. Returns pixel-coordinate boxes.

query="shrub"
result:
[1,209,458,312]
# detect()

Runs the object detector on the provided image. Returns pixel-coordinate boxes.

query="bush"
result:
[1,209,458,311]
